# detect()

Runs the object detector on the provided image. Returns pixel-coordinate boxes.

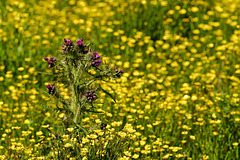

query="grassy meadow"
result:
[0,0,240,159]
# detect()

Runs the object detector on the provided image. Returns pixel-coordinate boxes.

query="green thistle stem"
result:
[71,85,76,112]
[73,104,81,124]
[72,84,80,124]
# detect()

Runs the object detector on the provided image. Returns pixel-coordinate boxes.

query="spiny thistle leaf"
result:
[99,84,116,103]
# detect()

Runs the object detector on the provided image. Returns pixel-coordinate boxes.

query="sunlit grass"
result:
[0,0,240,159]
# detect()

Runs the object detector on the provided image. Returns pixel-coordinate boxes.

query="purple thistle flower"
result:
[46,85,56,95]
[114,66,123,78]
[64,39,72,45]
[62,39,74,54]
[44,56,56,68]
[75,38,87,48]
[84,89,97,103]
[90,52,102,67]
[74,38,89,54]
[77,38,83,45]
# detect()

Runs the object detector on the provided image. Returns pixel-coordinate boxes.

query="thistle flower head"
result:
[46,85,56,95]
[77,38,83,45]
[64,39,72,45]
[114,66,123,78]
[62,39,74,54]
[90,52,102,67]
[44,56,56,68]
[75,38,87,49]
[85,89,97,103]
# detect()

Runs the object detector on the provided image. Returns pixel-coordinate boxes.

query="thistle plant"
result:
[43,38,123,125]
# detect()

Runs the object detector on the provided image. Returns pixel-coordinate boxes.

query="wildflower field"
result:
[0,0,240,159]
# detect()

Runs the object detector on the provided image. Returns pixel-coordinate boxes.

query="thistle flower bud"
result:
[75,38,87,50]
[90,52,102,67]
[114,66,123,78]
[84,89,97,103]
[46,85,56,95]
[62,39,74,54]
[44,56,57,68]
